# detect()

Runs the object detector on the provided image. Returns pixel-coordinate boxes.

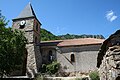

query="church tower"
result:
[12,3,42,78]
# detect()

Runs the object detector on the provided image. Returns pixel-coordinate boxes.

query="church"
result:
[12,3,104,78]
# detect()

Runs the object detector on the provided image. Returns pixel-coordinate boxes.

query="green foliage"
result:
[58,34,105,40]
[41,61,60,74]
[40,28,105,41]
[89,71,100,80]
[0,10,9,27]
[40,28,60,41]
[0,12,27,77]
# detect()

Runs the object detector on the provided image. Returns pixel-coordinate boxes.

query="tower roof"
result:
[13,2,36,20]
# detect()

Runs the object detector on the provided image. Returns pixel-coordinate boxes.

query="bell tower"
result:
[12,3,42,78]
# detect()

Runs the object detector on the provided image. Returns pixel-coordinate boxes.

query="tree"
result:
[0,11,27,77]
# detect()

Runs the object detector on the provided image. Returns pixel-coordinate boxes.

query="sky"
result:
[0,0,120,39]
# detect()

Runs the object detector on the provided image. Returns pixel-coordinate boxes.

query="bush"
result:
[41,61,60,74]
[89,71,100,80]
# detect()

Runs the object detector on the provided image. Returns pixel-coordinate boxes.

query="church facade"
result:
[12,3,104,78]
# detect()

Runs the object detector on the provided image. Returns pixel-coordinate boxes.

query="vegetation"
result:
[58,34,105,40]
[40,28,60,41]
[41,61,60,74]
[89,71,100,80]
[0,11,27,77]
[40,28,105,41]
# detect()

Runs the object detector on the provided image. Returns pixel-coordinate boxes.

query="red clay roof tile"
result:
[41,38,105,47]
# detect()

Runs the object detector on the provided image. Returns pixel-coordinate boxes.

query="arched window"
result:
[36,22,38,31]
[71,54,75,62]
[35,37,37,44]
[48,50,53,62]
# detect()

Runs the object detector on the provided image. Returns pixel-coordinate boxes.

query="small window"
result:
[35,37,37,43]
[36,22,38,31]
[71,54,75,62]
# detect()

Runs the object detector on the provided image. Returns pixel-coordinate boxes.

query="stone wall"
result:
[26,44,42,78]
[12,18,35,43]
[97,30,120,80]
[57,45,101,73]
[99,46,120,80]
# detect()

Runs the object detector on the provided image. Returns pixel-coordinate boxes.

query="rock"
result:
[97,30,120,80]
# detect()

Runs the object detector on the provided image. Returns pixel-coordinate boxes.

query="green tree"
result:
[0,11,27,77]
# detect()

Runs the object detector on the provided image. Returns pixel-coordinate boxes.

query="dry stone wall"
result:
[98,30,120,80]
[99,46,120,80]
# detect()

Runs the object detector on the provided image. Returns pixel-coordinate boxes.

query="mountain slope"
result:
[40,28,105,41]
[40,28,60,41]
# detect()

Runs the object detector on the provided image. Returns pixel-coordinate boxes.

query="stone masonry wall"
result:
[57,45,101,73]
[26,44,37,78]
[97,30,120,80]
[26,44,42,78]
[12,18,34,43]
[99,46,120,80]
[34,45,42,72]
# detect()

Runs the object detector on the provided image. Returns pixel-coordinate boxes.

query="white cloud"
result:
[106,10,117,22]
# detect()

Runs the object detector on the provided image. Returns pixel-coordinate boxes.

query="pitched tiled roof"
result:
[14,2,36,19]
[41,38,105,47]
[57,38,104,47]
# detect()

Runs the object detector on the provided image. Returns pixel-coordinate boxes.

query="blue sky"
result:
[0,0,120,38]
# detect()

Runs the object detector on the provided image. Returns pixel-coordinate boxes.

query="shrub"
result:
[41,61,60,74]
[89,71,100,80]
[46,61,60,74]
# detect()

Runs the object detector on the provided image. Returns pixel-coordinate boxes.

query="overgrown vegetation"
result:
[89,71,100,80]
[0,11,27,77]
[40,28,105,41]
[41,61,60,74]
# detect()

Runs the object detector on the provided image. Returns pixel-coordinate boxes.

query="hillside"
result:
[40,28,105,41]
[58,34,105,40]
[40,28,60,41]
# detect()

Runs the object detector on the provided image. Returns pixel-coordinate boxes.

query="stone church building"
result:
[12,3,104,78]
